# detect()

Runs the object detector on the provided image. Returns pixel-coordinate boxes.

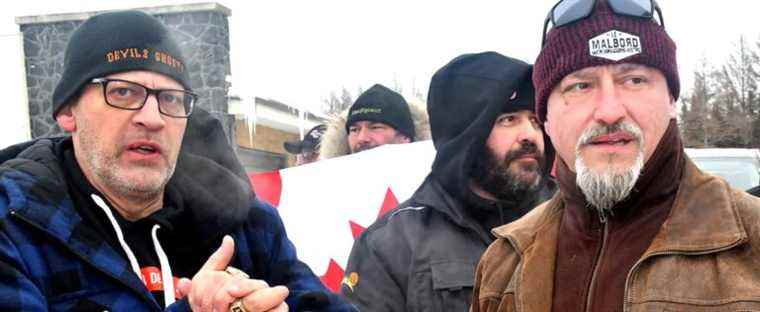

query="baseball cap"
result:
[284,124,327,154]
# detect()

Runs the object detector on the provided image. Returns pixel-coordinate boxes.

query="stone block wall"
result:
[16,3,234,141]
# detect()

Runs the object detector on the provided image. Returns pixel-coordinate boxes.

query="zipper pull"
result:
[596,206,613,224]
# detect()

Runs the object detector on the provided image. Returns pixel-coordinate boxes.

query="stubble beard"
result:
[351,143,375,154]
[77,121,175,202]
[351,133,409,154]
[574,122,644,218]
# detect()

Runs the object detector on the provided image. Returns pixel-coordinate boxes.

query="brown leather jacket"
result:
[472,159,760,312]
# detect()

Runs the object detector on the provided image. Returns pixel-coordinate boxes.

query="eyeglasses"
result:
[541,0,665,46]
[90,78,197,118]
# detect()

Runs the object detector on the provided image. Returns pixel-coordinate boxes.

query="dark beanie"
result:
[52,10,191,118]
[345,84,415,140]
[534,0,679,122]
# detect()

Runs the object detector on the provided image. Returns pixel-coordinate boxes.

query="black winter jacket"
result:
[340,52,556,311]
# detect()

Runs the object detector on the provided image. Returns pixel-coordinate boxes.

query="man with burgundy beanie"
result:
[472,1,760,311]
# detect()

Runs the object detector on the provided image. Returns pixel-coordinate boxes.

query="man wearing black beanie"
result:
[340,52,556,311]
[344,84,415,154]
[0,10,352,312]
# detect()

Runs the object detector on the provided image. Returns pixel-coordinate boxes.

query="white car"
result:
[685,148,760,191]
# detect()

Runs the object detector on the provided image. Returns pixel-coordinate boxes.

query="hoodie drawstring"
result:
[92,195,142,279]
[151,224,175,305]
[91,194,176,306]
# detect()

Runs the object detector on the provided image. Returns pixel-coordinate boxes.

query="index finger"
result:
[201,235,235,271]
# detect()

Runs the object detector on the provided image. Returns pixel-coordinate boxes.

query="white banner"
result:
[250,140,436,291]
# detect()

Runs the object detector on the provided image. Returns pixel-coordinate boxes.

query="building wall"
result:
[235,119,298,169]
[17,3,234,142]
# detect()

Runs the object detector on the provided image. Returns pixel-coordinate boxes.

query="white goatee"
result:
[574,121,644,222]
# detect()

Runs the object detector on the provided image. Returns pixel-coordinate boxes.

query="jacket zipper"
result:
[621,238,745,312]
[9,210,162,311]
[585,221,609,312]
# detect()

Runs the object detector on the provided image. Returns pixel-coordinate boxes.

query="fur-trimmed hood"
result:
[319,98,431,159]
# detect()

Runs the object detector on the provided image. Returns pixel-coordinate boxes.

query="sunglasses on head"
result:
[541,0,665,46]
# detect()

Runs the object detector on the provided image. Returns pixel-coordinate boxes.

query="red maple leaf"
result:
[347,187,399,239]
[248,172,401,292]
[323,187,401,292]
[319,258,345,293]
[349,221,367,240]
[377,187,399,219]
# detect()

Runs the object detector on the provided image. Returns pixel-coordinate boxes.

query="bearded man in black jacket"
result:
[340,51,556,311]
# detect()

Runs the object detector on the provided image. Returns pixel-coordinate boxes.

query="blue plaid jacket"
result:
[0,138,354,311]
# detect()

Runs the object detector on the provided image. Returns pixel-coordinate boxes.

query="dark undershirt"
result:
[56,139,181,308]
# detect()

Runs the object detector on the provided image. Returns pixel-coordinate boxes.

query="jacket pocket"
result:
[430,260,476,312]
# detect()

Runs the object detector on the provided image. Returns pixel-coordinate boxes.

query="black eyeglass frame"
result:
[541,0,665,47]
[89,77,197,118]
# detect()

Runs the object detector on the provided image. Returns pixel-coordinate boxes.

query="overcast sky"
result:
[2,1,760,114]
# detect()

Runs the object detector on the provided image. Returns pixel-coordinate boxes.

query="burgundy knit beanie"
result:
[534,0,679,122]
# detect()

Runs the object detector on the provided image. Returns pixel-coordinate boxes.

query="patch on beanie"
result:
[588,30,642,61]
[351,107,382,115]
[104,47,186,73]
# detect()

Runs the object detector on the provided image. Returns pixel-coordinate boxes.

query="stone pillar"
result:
[16,3,234,141]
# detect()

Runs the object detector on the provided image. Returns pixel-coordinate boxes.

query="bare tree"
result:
[680,58,712,147]
[711,36,760,146]
[322,87,354,116]
[321,80,427,116]
[680,36,760,148]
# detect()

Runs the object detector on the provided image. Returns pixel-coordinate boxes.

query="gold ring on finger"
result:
[229,298,248,312]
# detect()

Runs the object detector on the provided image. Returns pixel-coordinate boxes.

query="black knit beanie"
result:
[52,10,191,118]
[345,84,415,140]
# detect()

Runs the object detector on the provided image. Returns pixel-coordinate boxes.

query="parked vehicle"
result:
[685,148,760,190]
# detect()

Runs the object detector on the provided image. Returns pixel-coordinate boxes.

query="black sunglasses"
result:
[541,0,664,46]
